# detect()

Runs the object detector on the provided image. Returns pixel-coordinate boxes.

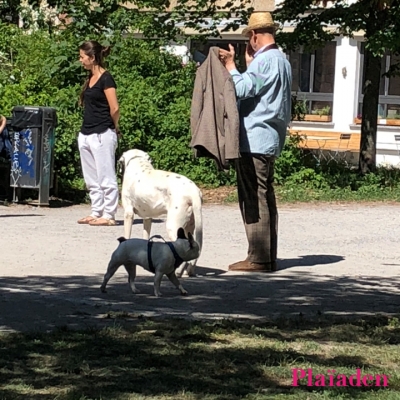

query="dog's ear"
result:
[117,156,125,175]
[187,232,194,248]
[177,227,186,239]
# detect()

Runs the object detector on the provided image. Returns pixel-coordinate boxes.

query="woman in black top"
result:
[77,40,120,226]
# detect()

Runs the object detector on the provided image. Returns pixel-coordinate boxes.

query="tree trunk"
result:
[359,4,387,175]
[359,51,381,174]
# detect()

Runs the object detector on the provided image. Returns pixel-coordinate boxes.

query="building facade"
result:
[166,0,400,167]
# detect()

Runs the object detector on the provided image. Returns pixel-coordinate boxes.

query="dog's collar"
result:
[166,242,185,269]
[118,155,140,177]
[125,155,143,168]
[147,236,185,273]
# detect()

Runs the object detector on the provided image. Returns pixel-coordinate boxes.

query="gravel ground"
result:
[1,201,400,332]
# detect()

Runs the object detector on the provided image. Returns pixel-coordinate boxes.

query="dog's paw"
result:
[186,267,197,277]
[154,292,163,298]
[100,286,107,293]
[131,288,141,294]
[178,284,188,296]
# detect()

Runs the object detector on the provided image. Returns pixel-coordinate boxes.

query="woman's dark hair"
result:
[79,40,111,106]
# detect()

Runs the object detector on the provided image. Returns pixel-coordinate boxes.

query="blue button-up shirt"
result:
[230,47,292,156]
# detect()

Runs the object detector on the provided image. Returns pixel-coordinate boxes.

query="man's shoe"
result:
[228,260,277,272]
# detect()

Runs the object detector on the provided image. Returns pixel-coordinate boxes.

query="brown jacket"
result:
[190,47,240,171]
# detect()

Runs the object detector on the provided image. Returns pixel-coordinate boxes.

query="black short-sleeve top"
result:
[80,71,117,135]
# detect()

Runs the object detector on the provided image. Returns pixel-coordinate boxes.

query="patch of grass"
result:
[220,184,400,205]
[275,184,400,203]
[1,315,400,399]
[200,185,237,204]
[223,189,238,203]
[217,163,400,204]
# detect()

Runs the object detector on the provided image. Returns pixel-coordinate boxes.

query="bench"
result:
[289,130,361,152]
[288,130,360,164]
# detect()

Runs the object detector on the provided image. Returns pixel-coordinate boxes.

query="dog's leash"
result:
[147,235,185,273]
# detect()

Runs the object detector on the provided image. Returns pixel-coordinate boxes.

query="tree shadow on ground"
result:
[0,267,399,333]
[1,268,400,399]
[0,214,44,218]
[114,218,165,226]
[0,314,398,400]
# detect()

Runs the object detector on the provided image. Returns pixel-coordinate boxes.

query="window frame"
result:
[286,42,337,115]
[357,42,400,119]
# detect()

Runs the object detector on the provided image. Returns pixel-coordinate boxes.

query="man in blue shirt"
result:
[219,12,292,272]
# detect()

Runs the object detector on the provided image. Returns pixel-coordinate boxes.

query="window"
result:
[287,41,337,117]
[358,43,400,119]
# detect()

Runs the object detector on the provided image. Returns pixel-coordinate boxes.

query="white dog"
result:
[118,149,203,277]
[101,228,200,297]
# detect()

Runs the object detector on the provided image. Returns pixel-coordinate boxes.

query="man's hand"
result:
[219,44,236,71]
[245,43,255,67]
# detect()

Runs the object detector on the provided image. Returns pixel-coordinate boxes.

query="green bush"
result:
[0,26,236,199]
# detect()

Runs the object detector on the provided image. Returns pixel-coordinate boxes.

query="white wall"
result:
[159,44,190,65]
[331,37,360,132]
[289,36,361,134]
[376,128,400,167]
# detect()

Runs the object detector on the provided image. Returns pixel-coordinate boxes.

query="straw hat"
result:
[242,12,280,36]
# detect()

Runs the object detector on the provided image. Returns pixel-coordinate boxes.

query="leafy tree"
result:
[0,0,253,197]
[275,0,400,174]
[0,21,239,195]
[22,0,252,41]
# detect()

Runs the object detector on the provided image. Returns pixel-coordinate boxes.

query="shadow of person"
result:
[278,254,345,271]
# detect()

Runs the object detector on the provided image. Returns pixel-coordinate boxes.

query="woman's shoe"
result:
[89,218,116,226]
[77,216,98,224]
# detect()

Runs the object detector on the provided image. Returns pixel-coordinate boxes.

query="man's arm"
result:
[219,44,269,100]
[229,67,263,100]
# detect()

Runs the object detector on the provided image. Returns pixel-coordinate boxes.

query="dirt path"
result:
[1,201,400,332]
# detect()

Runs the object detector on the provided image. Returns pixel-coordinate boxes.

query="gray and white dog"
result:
[100,228,200,297]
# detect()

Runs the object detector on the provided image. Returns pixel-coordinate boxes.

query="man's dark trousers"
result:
[235,153,278,264]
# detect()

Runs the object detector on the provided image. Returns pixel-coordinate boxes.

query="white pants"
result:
[78,129,119,220]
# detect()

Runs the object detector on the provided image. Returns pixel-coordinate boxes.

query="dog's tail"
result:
[192,189,203,255]
[117,237,127,244]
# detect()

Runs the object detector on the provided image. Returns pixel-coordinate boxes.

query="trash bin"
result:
[9,106,57,206]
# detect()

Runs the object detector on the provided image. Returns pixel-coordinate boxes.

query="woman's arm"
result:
[0,115,6,133]
[104,87,120,133]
